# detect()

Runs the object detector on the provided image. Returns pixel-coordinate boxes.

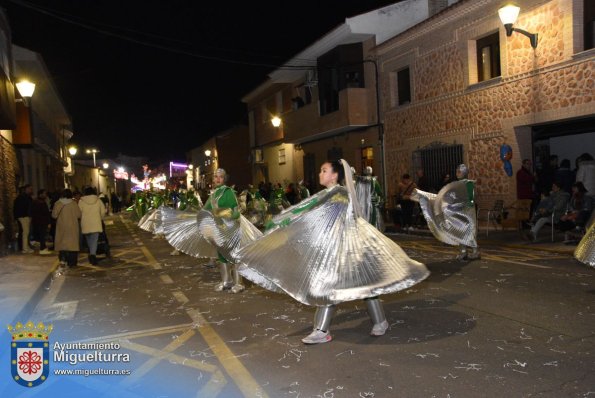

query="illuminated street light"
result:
[86,148,99,167]
[102,162,109,169]
[498,4,538,48]
[204,149,211,157]
[68,146,78,156]
[15,80,36,98]
[271,116,281,127]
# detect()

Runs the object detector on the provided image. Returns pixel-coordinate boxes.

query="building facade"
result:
[377,0,594,209]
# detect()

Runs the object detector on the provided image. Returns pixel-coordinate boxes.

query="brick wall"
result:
[0,136,19,253]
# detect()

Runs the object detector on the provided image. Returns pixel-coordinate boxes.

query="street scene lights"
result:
[68,146,78,156]
[498,4,538,48]
[86,148,99,167]
[271,116,281,127]
[102,162,109,169]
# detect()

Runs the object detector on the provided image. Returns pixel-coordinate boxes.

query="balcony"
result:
[282,87,374,144]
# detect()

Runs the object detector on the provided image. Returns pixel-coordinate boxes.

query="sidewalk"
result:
[0,251,57,334]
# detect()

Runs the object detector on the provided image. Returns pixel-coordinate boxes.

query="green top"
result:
[204,185,240,219]
[264,192,321,230]
[464,180,475,206]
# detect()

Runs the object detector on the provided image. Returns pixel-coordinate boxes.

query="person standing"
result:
[13,184,33,253]
[31,189,52,254]
[516,158,537,214]
[236,160,429,344]
[412,164,481,261]
[78,187,106,265]
[396,174,417,231]
[355,166,385,231]
[52,189,82,267]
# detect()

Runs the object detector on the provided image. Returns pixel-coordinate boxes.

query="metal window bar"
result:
[412,143,463,192]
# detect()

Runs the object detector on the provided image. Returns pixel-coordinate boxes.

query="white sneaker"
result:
[39,249,53,255]
[214,282,232,292]
[230,284,245,294]
[370,320,389,336]
[301,329,332,344]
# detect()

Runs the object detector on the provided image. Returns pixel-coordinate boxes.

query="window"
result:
[397,67,411,105]
[476,33,501,82]
[278,148,286,165]
[586,0,595,50]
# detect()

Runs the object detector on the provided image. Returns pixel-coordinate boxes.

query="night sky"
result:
[3,0,397,162]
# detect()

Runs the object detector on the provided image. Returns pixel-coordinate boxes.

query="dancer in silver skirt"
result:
[411,164,481,261]
[236,159,429,344]
[574,214,595,267]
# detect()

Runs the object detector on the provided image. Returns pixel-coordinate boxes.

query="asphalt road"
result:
[3,214,594,398]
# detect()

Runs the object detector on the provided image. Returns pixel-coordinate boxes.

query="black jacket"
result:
[13,193,32,218]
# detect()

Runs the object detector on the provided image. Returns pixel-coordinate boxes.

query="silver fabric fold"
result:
[196,209,263,262]
[355,176,384,231]
[411,181,478,248]
[138,207,160,233]
[161,207,218,259]
[236,185,429,306]
[574,222,595,267]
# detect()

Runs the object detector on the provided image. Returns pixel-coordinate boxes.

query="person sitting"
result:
[557,181,593,235]
[525,182,569,242]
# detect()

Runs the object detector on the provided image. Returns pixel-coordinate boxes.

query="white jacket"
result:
[576,160,595,197]
[79,195,106,234]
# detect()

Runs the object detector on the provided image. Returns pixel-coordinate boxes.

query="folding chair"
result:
[477,199,504,236]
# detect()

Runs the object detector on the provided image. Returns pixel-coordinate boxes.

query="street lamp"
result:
[15,80,36,99]
[271,116,281,127]
[86,148,99,168]
[498,4,538,49]
[102,162,109,169]
[68,146,78,156]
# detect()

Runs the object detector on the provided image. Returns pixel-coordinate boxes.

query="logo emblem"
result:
[8,321,53,387]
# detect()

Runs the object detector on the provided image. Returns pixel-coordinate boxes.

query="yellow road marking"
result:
[121,329,196,386]
[140,246,162,269]
[186,308,270,398]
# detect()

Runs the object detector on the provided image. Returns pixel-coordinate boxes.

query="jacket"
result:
[52,198,81,251]
[78,195,106,234]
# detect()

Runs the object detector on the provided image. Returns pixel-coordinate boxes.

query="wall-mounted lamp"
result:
[68,146,78,156]
[16,80,36,98]
[204,149,211,157]
[271,116,281,127]
[102,162,109,169]
[498,4,538,49]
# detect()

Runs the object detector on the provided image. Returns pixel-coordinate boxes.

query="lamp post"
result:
[68,146,78,156]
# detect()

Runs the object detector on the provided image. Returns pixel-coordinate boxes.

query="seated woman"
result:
[526,182,569,242]
[557,182,593,235]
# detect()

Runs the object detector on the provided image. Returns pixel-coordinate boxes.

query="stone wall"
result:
[0,137,18,253]
[379,0,595,208]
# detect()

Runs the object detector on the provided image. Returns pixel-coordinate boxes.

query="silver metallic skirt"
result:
[574,221,595,267]
[161,207,218,259]
[196,209,263,262]
[138,207,160,233]
[411,181,478,248]
[236,186,429,306]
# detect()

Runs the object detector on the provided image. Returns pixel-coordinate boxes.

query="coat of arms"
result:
[8,321,53,387]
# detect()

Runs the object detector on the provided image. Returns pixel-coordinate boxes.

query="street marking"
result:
[140,246,162,269]
[70,323,196,344]
[121,329,196,386]
[160,274,174,284]
[172,290,189,304]
[186,308,270,398]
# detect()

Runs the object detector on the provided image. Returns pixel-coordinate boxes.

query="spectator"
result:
[79,187,106,265]
[525,182,569,242]
[395,174,417,231]
[554,159,574,194]
[13,184,33,253]
[576,153,595,199]
[31,189,52,254]
[536,155,558,199]
[557,181,593,234]
[516,158,537,214]
[438,172,452,191]
[285,183,298,205]
[52,189,82,267]
[110,192,121,213]
[297,180,310,201]
[416,169,430,192]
